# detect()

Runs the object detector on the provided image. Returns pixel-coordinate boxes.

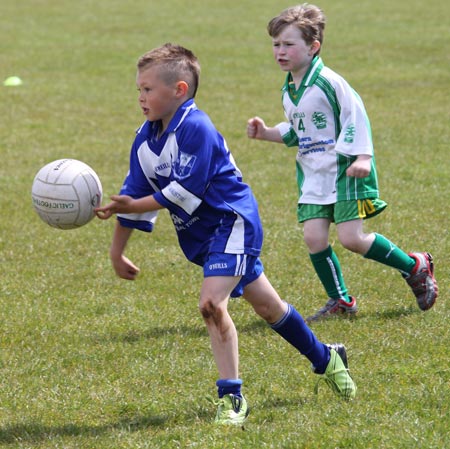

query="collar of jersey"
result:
[167,98,197,133]
[282,56,324,106]
[140,98,197,140]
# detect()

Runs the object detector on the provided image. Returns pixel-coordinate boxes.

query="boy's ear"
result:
[176,81,189,97]
[310,40,321,56]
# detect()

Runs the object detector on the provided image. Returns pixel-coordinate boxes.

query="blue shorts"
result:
[203,253,264,298]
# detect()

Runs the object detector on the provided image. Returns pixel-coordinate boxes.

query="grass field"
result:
[1,0,449,447]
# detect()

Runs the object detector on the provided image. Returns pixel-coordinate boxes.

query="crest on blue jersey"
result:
[175,152,197,178]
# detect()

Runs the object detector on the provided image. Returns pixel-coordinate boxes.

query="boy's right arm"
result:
[247,117,284,143]
[110,221,140,280]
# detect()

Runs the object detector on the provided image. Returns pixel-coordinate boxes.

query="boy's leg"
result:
[200,276,249,425]
[337,221,415,272]
[244,273,328,368]
[309,245,349,301]
[307,246,358,321]
[363,233,438,310]
[303,219,357,322]
[362,232,415,270]
[202,254,254,425]
[335,200,438,310]
[200,276,240,380]
[243,273,356,400]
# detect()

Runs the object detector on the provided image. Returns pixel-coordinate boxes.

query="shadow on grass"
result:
[0,395,310,444]
[257,395,310,409]
[302,305,420,327]
[96,324,207,344]
[95,319,271,344]
[0,414,168,445]
[239,319,271,334]
[369,305,418,320]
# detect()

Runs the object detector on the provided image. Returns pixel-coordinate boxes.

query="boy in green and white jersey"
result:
[247,3,438,320]
[277,56,380,206]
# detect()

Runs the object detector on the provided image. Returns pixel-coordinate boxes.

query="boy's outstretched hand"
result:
[95,195,135,220]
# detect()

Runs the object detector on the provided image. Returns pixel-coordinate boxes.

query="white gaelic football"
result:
[31,159,103,230]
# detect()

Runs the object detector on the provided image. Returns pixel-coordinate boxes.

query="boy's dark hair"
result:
[137,43,201,98]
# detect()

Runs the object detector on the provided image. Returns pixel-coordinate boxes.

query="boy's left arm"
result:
[346,154,372,178]
[334,78,374,179]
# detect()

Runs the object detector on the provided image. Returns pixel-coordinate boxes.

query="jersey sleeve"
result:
[334,79,374,157]
[117,138,159,232]
[276,122,299,147]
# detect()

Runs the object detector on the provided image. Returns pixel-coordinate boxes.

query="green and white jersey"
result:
[276,56,380,205]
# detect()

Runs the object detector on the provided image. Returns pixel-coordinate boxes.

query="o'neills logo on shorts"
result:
[209,263,228,270]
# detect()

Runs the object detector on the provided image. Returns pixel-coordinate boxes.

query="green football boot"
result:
[214,394,249,425]
[315,343,357,400]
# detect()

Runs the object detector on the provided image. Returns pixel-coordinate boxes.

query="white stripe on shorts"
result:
[234,254,247,276]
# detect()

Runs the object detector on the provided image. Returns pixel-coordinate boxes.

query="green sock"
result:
[310,245,350,302]
[364,233,415,274]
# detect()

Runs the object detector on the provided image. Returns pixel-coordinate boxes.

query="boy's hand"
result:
[346,155,372,178]
[95,195,134,220]
[247,117,267,139]
[111,254,140,280]
[247,117,284,143]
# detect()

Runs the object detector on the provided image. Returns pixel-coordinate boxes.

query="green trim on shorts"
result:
[297,198,388,223]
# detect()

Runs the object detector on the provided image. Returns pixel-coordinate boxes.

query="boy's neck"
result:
[157,97,194,137]
[289,55,320,89]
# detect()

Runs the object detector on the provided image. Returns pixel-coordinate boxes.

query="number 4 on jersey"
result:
[298,118,306,132]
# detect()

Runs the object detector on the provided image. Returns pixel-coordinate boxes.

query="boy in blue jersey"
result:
[247,4,438,322]
[96,43,356,425]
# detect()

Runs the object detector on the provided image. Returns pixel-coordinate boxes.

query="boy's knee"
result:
[304,235,324,252]
[199,300,213,319]
[199,299,223,322]
[251,302,271,321]
[303,231,329,253]
[303,231,315,247]
[339,234,363,253]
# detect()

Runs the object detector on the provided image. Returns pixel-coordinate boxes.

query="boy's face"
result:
[272,24,319,77]
[136,65,181,129]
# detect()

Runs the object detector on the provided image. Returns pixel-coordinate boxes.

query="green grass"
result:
[1,0,449,447]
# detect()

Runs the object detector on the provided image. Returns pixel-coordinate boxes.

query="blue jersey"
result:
[117,99,263,266]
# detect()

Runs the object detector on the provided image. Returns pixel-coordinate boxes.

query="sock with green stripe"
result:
[364,233,415,274]
[310,245,351,303]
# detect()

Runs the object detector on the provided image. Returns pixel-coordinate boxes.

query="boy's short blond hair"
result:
[267,4,326,53]
[137,43,201,98]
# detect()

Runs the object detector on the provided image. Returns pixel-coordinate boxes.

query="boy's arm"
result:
[96,194,165,280]
[110,220,140,280]
[96,194,164,219]
[247,117,284,143]
[346,154,372,178]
